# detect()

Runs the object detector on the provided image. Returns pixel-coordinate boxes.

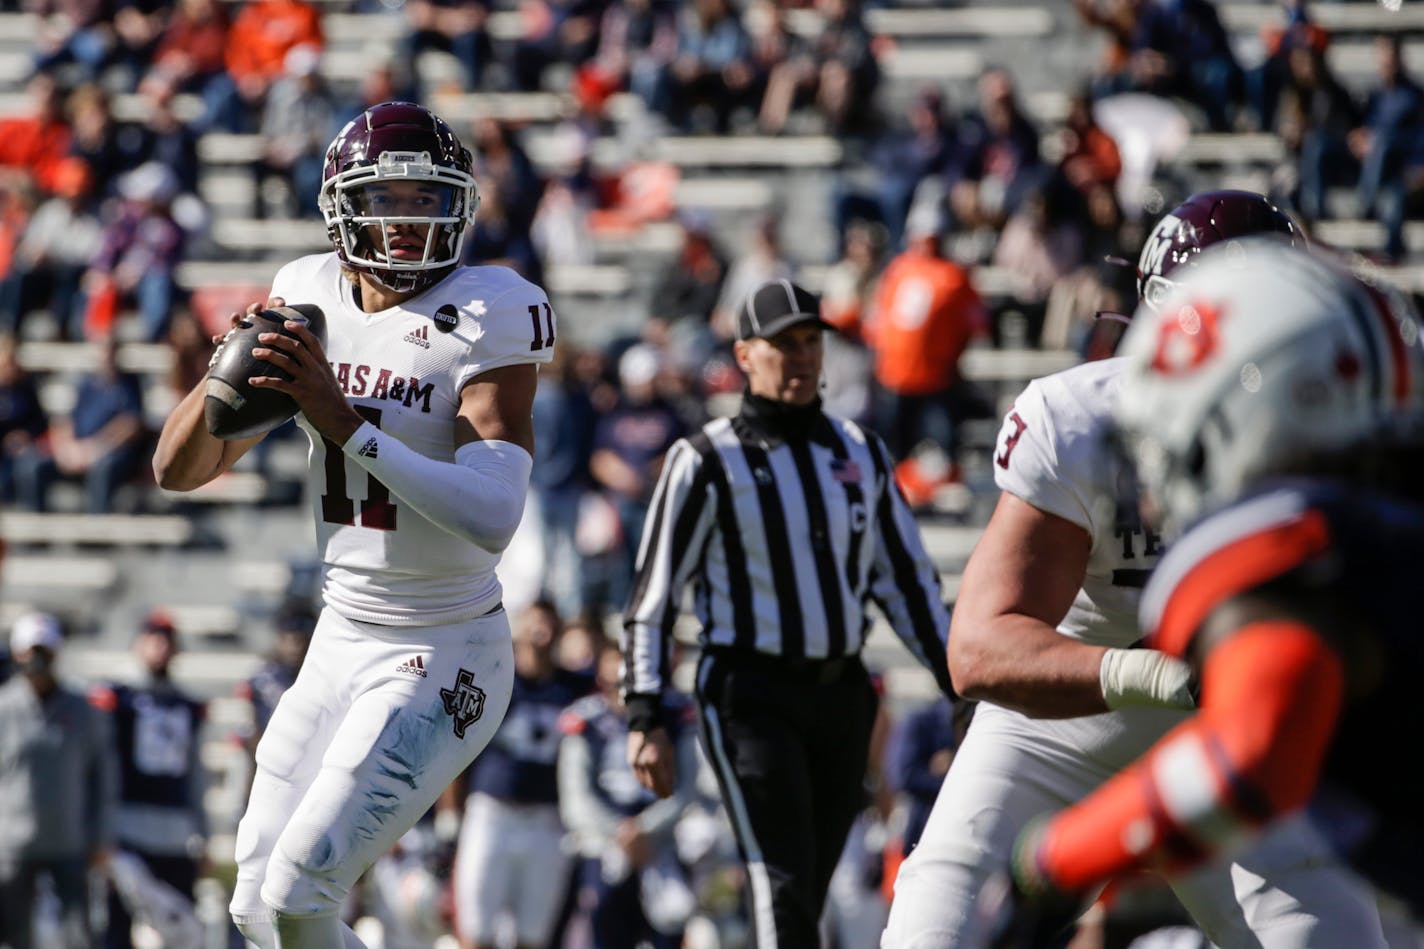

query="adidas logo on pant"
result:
[396,655,428,678]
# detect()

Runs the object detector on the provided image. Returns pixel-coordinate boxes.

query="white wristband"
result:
[1100,647,1196,710]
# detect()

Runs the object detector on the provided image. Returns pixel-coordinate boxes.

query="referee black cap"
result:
[737,279,829,341]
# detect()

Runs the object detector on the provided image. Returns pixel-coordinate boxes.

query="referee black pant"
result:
[695,648,878,949]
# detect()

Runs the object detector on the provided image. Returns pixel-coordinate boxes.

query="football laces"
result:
[208,323,244,370]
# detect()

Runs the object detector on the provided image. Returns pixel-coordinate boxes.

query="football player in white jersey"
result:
[153,102,556,949]
[881,192,1387,948]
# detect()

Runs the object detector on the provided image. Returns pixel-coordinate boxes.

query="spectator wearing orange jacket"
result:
[0,73,73,195]
[865,203,987,469]
[217,0,323,131]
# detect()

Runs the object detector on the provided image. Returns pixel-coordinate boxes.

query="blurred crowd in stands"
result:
[2,0,1423,521]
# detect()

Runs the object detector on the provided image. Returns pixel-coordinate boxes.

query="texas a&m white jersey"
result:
[270,253,556,625]
[992,357,1163,648]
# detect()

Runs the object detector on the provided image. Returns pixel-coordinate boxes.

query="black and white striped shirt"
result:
[622,404,954,714]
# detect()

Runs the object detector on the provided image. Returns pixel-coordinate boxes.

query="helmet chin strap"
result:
[362,260,456,294]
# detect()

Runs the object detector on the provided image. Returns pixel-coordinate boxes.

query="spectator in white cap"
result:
[0,612,119,949]
[587,342,687,616]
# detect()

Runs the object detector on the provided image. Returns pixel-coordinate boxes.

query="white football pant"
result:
[230,607,514,949]
[451,791,571,946]
[881,705,1387,948]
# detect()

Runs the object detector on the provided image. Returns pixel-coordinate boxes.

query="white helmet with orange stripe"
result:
[1114,238,1424,534]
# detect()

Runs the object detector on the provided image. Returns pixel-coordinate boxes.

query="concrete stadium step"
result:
[879,45,984,83]
[60,647,263,691]
[1221,2,1424,36]
[156,472,272,506]
[639,135,844,169]
[17,339,171,374]
[961,347,1078,383]
[319,6,1058,54]
[2,512,195,546]
[1314,219,1424,254]
[2,554,121,595]
[862,6,1055,40]
[177,259,285,289]
[1174,132,1285,167]
[919,523,983,569]
[1326,39,1424,83]
[233,559,295,596]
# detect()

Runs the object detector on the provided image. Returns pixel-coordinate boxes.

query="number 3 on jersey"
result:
[321,405,396,530]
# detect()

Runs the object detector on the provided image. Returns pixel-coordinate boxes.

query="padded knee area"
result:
[260,836,348,920]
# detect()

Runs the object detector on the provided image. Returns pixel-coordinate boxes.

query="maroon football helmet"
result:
[319,102,478,293]
[1136,190,1302,312]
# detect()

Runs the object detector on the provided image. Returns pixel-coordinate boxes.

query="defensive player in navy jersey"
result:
[443,601,592,949]
[992,241,1424,943]
[559,641,701,949]
[88,611,207,949]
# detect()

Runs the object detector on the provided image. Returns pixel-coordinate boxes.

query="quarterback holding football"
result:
[153,102,555,948]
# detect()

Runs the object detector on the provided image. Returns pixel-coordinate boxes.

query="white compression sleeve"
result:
[342,421,533,552]
[1099,647,1197,710]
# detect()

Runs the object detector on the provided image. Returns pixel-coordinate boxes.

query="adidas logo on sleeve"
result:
[396,655,428,677]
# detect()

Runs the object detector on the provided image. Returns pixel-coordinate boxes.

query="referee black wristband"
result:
[624,693,664,733]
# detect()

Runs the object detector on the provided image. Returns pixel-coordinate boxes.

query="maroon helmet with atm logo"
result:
[319,101,479,294]
[1135,190,1302,312]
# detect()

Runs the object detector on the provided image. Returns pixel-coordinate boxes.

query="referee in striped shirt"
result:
[622,278,955,948]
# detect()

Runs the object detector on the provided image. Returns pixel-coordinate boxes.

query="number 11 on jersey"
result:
[321,405,397,530]
[529,302,555,351]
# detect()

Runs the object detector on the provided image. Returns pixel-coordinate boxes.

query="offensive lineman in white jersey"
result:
[153,102,555,949]
[881,191,1387,947]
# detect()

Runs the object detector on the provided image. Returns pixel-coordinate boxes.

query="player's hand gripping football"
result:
[249,316,364,446]
[207,293,283,346]
[209,296,286,366]
[978,818,1085,948]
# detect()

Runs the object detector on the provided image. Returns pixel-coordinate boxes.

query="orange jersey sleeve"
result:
[1034,620,1344,893]
[1146,506,1330,659]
